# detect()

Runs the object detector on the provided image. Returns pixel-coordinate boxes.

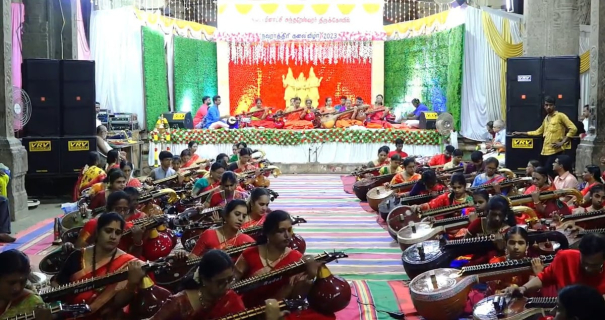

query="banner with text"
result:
[216,0,385,42]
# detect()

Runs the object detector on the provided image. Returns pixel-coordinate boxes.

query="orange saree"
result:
[191,228,255,257]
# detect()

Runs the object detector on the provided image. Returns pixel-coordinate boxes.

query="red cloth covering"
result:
[428,154,451,167]
[538,249,605,295]
[191,229,255,257]
[148,290,245,320]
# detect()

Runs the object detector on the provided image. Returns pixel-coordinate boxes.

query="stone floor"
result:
[12,202,61,234]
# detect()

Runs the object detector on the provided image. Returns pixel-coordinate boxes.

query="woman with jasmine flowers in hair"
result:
[147,249,246,320]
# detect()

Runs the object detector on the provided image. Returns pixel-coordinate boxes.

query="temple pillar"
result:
[22,0,77,59]
[523,0,580,56]
[576,0,605,172]
[1,0,28,220]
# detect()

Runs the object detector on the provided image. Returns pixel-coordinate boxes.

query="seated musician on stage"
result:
[407,170,446,197]
[410,173,473,218]
[183,141,200,167]
[148,250,245,320]
[75,191,145,249]
[361,97,392,129]
[465,195,516,238]
[234,210,334,320]
[249,98,275,128]
[321,97,335,113]
[471,157,507,194]
[334,96,347,112]
[284,97,314,129]
[504,233,605,296]
[0,249,48,319]
[427,145,454,167]
[389,157,421,188]
[191,162,225,197]
[54,213,148,318]
[379,154,402,175]
[464,151,485,174]
[74,151,108,201]
[201,96,230,130]
[365,146,390,176]
[120,161,141,188]
[443,149,464,170]
[205,171,248,208]
[388,138,408,158]
[80,169,127,213]
[485,119,506,151]
[525,166,570,219]
[242,188,272,229]
[554,285,605,320]
[580,165,603,197]
[193,96,211,129]
[191,200,255,258]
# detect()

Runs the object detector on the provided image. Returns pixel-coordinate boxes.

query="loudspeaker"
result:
[419,112,438,130]
[22,59,61,136]
[505,136,543,172]
[506,57,544,132]
[543,56,580,124]
[162,112,194,129]
[61,60,96,136]
[60,136,97,174]
[22,137,61,174]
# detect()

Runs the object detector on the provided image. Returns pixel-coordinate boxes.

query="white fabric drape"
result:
[147,143,440,166]
[580,28,590,110]
[90,7,145,128]
[165,33,175,112]
[460,7,522,141]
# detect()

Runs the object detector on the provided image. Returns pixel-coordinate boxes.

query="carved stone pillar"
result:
[576,0,605,172]
[0,0,28,220]
[22,0,77,59]
[523,0,580,56]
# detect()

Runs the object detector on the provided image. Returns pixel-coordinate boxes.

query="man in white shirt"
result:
[487,119,506,151]
[95,102,102,128]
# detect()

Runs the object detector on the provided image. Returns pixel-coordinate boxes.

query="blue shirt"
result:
[413,104,429,118]
[202,105,221,129]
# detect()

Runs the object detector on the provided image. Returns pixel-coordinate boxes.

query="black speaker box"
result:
[60,136,97,174]
[419,111,438,130]
[162,112,194,129]
[61,60,96,136]
[505,136,544,172]
[22,137,61,174]
[22,59,61,136]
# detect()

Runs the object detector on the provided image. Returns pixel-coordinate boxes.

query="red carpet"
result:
[341,175,356,195]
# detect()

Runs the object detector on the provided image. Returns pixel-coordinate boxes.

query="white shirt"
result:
[494,129,506,145]
[96,118,102,128]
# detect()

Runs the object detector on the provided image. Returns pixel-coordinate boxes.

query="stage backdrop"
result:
[384,24,464,130]
[142,26,170,130]
[228,44,372,114]
[173,37,218,115]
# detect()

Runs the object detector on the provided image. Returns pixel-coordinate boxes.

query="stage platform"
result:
[148,128,443,165]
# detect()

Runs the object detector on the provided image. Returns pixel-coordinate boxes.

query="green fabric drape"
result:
[173,37,218,114]
[142,27,170,130]
[384,25,465,130]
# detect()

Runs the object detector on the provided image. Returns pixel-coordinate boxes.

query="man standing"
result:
[193,96,212,129]
[201,96,230,130]
[512,96,577,178]
[95,102,102,128]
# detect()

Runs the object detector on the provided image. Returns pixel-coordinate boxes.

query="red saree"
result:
[184,154,201,168]
[148,290,245,320]
[89,190,107,211]
[191,229,255,257]
[284,110,313,129]
[209,190,247,208]
[80,218,135,248]
[248,108,276,129]
[241,214,266,230]
[523,185,571,219]
[66,251,137,319]
[237,246,336,320]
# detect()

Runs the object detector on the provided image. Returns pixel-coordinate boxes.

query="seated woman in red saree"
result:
[191,199,255,258]
[0,250,47,319]
[410,173,474,220]
[241,188,272,229]
[525,166,571,219]
[119,161,141,188]
[73,151,107,201]
[53,212,148,320]
[148,250,245,320]
[581,165,602,196]
[104,149,122,172]
[205,171,248,208]
[283,98,314,130]
[228,148,260,188]
[82,169,127,213]
[234,210,335,320]
[191,162,224,197]
[389,157,421,190]
[248,98,276,129]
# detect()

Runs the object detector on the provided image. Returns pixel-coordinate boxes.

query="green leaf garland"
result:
[142,27,170,130]
[173,37,218,115]
[384,25,465,130]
